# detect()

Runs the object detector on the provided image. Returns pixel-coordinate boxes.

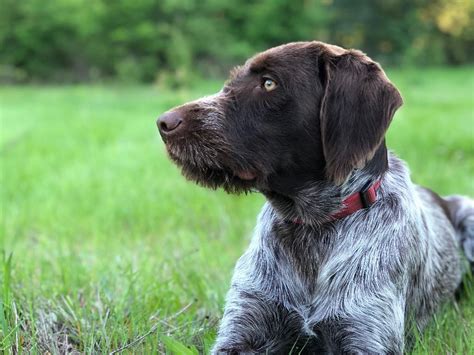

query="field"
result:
[1,67,473,353]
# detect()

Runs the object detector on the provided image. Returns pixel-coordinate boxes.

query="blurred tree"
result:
[422,0,474,64]
[0,0,472,83]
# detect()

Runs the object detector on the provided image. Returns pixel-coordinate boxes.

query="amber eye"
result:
[263,78,277,92]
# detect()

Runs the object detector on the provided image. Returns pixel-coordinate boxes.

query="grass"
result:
[1,67,473,353]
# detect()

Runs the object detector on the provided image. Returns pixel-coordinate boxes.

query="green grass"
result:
[1,67,473,353]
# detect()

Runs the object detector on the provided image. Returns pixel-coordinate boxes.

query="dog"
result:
[157,41,473,354]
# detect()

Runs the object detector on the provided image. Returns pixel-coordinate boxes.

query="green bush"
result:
[0,0,472,83]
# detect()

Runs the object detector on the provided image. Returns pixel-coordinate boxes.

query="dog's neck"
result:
[262,145,388,227]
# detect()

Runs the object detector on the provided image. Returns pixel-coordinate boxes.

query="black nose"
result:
[157,111,183,135]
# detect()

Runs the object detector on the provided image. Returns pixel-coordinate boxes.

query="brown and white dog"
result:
[157,41,473,354]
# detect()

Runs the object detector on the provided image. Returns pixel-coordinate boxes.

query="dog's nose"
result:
[157,111,183,135]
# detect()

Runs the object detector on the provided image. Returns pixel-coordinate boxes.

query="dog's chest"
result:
[249,222,337,308]
[252,217,410,310]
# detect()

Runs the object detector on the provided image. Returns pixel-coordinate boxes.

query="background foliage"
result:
[1,0,473,84]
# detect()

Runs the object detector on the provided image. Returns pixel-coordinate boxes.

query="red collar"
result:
[292,180,382,224]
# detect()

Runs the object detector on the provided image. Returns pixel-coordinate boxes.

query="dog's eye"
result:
[263,78,277,92]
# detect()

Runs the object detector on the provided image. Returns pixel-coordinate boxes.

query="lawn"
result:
[1,67,473,353]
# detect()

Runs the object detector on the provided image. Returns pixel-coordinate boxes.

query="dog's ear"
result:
[318,44,403,185]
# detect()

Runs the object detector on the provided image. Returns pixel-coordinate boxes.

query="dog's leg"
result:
[444,195,474,272]
[212,288,312,354]
[310,294,405,354]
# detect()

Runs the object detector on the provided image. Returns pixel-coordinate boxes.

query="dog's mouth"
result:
[235,171,257,181]
[165,141,260,193]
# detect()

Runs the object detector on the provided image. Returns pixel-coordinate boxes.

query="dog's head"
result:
[157,41,402,195]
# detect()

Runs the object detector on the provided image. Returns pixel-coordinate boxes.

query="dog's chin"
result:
[167,148,258,194]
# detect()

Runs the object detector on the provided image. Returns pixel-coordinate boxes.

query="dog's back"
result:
[444,194,474,270]
[408,185,472,332]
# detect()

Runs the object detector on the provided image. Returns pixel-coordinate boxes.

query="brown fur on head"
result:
[158,41,403,194]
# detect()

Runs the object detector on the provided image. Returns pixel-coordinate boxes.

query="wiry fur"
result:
[214,156,465,354]
[157,41,473,354]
